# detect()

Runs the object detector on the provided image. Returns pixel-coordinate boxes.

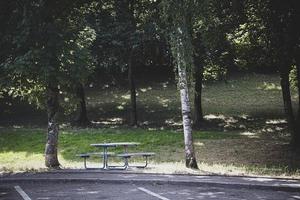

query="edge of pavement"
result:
[0,170,300,192]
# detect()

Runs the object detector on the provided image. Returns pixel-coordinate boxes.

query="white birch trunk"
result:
[161,0,198,169]
[175,27,198,169]
[177,60,198,169]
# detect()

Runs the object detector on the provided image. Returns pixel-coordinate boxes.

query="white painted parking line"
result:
[137,187,170,200]
[14,186,32,200]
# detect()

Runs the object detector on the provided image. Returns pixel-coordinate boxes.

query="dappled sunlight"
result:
[204,114,227,120]
[257,82,281,91]
[156,96,171,108]
[91,117,124,125]
[239,114,250,119]
[116,105,125,110]
[195,142,205,146]
[102,84,110,89]
[12,125,24,129]
[201,114,289,136]
[1,75,299,177]
[113,94,120,98]
[139,87,152,93]
[121,94,130,100]
[165,119,182,127]
[141,121,150,126]
[161,81,169,88]
[60,123,70,129]
[147,127,159,131]
[240,131,259,138]
[266,119,287,125]
[224,117,238,124]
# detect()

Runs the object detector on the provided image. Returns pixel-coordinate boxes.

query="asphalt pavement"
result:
[0,170,300,200]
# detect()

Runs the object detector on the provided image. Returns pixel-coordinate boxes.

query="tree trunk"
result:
[193,65,204,128]
[296,59,300,118]
[177,60,198,169]
[294,59,300,147]
[165,1,198,169]
[45,83,60,168]
[173,21,198,168]
[280,71,298,147]
[128,51,137,126]
[74,83,90,127]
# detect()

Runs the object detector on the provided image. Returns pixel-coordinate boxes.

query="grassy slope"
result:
[0,73,299,176]
[86,73,295,128]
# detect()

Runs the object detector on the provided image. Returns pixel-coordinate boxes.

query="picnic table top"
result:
[90,142,140,147]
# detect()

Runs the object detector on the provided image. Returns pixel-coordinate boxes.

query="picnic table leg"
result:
[84,157,87,169]
[103,147,108,169]
[124,145,129,169]
[128,156,149,168]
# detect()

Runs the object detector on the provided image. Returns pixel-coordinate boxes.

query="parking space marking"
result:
[14,186,32,200]
[137,187,170,200]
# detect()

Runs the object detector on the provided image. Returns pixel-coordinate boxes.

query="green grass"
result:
[0,128,240,163]
[82,73,298,131]
[0,127,299,177]
[0,73,300,177]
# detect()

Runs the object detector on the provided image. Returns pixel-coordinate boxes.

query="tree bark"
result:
[74,83,90,127]
[280,71,298,147]
[177,60,198,169]
[115,0,138,127]
[193,65,204,128]
[45,83,60,168]
[173,21,198,168]
[296,58,300,118]
[128,51,137,126]
[294,58,300,147]
[165,1,198,169]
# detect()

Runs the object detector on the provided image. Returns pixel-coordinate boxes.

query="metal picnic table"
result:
[90,142,140,169]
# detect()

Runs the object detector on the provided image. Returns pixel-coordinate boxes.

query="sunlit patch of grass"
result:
[257,82,281,91]
[0,128,240,172]
[1,73,300,177]
[0,152,45,172]
[1,128,299,178]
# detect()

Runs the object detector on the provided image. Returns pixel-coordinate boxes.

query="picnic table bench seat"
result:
[77,152,115,157]
[76,152,115,169]
[116,152,155,168]
[117,152,155,158]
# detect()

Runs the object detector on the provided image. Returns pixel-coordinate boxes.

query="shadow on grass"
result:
[0,74,299,174]
[0,127,299,174]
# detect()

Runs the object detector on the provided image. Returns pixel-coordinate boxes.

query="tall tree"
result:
[113,0,139,126]
[265,0,300,147]
[161,0,198,169]
[1,0,95,167]
[191,0,242,128]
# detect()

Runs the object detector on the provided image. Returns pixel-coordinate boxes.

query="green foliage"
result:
[0,1,96,111]
[289,65,298,90]
[190,0,235,81]
[90,0,166,79]
[160,0,196,84]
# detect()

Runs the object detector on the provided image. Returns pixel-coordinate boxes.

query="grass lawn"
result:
[0,73,300,177]
[0,127,299,177]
